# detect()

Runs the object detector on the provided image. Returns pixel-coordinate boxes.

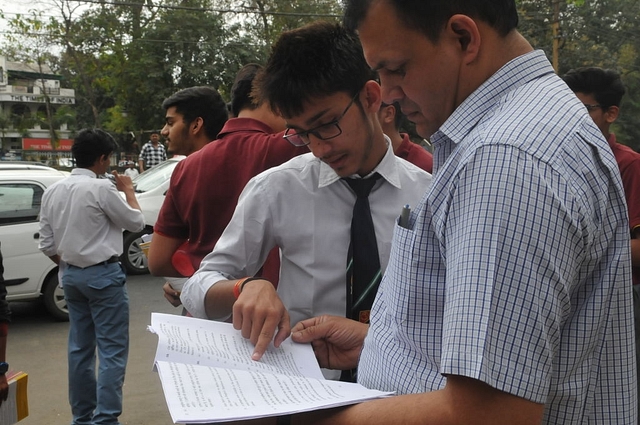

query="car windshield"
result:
[132,160,179,193]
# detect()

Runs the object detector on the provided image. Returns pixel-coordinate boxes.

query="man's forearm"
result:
[48,254,61,265]
[292,376,544,425]
[149,261,181,277]
[630,238,640,267]
[204,280,237,320]
[148,234,185,277]
[0,334,6,363]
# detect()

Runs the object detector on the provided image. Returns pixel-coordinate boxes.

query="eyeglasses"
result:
[283,91,360,147]
[584,103,603,112]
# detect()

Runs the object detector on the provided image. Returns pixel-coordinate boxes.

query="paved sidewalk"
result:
[8,274,178,425]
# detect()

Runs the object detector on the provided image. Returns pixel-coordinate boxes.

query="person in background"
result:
[285,0,635,423]
[123,161,139,179]
[39,129,145,425]
[562,67,640,283]
[138,132,166,171]
[160,86,228,157]
[562,66,640,423]
[378,101,433,173]
[147,85,229,311]
[149,64,303,308]
[179,22,431,381]
[0,243,10,407]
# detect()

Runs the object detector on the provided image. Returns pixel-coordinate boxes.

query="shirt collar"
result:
[218,117,278,137]
[71,168,98,178]
[432,50,554,149]
[318,136,402,189]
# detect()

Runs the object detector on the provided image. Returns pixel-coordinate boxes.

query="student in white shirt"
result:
[181,22,431,370]
[39,129,144,425]
[123,161,139,179]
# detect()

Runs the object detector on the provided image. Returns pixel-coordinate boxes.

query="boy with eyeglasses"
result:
[562,68,640,287]
[180,21,431,376]
[563,66,640,421]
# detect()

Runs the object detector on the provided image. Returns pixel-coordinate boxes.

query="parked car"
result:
[0,162,69,321]
[120,156,185,274]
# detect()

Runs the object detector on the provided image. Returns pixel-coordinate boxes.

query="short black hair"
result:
[254,21,376,118]
[343,0,519,42]
[161,86,228,140]
[72,128,117,168]
[562,67,626,109]
[231,63,263,117]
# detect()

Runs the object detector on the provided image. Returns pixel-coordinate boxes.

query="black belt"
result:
[69,256,120,269]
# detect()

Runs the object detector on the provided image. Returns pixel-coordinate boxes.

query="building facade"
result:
[0,56,75,164]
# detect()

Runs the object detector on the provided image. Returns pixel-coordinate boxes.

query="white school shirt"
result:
[182,140,432,328]
[39,168,145,268]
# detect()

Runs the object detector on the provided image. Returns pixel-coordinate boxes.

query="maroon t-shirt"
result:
[395,133,433,173]
[155,118,305,284]
[608,133,640,285]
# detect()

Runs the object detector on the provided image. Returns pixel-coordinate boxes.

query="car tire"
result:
[121,229,151,275]
[43,272,69,322]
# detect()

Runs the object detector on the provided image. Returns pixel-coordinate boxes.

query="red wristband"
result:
[233,278,249,299]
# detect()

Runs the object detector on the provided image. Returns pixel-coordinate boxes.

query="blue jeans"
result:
[63,262,129,425]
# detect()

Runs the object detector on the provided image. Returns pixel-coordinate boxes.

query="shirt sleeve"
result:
[154,162,188,239]
[98,183,145,233]
[439,144,579,403]
[181,175,277,319]
[38,192,58,258]
[140,144,148,162]
[619,156,640,232]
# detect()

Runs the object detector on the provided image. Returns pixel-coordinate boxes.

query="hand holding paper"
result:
[148,313,392,424]
[291,315,368,371]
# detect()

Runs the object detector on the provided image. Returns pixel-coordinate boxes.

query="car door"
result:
[0,180,55,299]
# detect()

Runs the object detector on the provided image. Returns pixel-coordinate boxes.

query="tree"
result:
[0,10,63,149]
[517,0,640,150]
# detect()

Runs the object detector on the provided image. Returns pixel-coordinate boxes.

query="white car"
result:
[120,156,185,274]
[0,162,69,321]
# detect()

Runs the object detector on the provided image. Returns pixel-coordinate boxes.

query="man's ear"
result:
[378,103,395,125]
[191,117,204,135]
[448,14,481,63]
[362,80,383,113]
[605,105,619,124]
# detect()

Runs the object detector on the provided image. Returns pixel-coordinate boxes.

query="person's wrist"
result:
[240,277,265,294]
[233,278,248,299]
[233,277,268,299]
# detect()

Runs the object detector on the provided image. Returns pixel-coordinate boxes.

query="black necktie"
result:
[345,173,382,324]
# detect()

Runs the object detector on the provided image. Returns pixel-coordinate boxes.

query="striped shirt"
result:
[358,50,637,423]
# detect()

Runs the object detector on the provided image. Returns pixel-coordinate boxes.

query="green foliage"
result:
[2,0,638,150]
[517,0,640,150]
[0,0,341,136]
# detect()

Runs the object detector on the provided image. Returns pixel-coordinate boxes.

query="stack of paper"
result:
[0,371,29,424]
[149,313,392,424]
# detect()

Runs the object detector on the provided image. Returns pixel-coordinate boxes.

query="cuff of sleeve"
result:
[41,248,58,258]
[180,273,227,319]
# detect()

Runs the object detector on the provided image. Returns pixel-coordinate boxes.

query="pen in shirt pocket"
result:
[399,204,411,229]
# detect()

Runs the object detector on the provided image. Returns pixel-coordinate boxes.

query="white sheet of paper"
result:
[149,312,324,380]
[156,361,392,424]
[149,313,393,424]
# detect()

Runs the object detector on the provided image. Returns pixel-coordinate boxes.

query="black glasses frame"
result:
[283,91,361,147]
[583,103,603,112]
